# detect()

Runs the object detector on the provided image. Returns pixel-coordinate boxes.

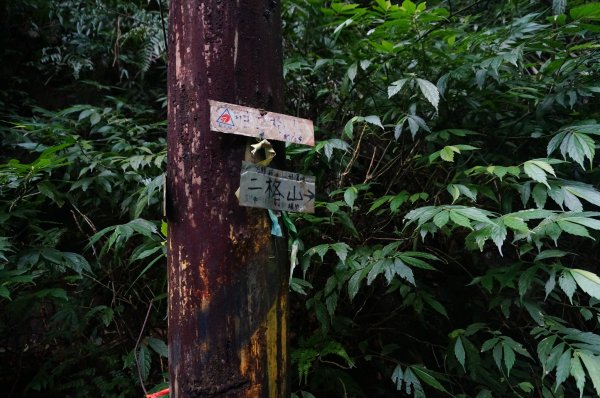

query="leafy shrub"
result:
[284,0,600,396]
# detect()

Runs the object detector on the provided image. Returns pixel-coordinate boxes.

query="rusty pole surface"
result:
[166,0,288,397]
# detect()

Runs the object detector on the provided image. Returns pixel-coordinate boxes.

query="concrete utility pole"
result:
[166,1,288,397]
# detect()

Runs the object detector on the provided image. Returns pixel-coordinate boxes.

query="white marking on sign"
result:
[239,161,315,213]
[209,100,314,146]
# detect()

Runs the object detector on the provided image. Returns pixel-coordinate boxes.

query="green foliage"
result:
[0,0,167,395]
[284,0,600,396]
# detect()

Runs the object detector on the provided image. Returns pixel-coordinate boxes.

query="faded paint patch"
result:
[266,302,278,398]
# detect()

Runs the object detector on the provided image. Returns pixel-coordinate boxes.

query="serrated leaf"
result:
[535,249,568,262]
[416,78,440,111]
[433,211,450,228]
[579,352,600,396]
[555,349,571,390]
[388,78,408,98]
[570,354,586,398]
[348,269,365,301]
[393,258,415,285]
[449,210,472,229]
[448,184,460,202]
[364,115,384,129]
[147,337,168,357]
[545,269,557,299]
[559,271,577,303]
[557,220,590,238]
[482,337,499,352]
[490,223,507,254]
[391,364,404,390]
[503,344,516,376]
[137,345,151,381]
[331,242,350,262]
[440,146,459,162]
[571,269,600,299]
[493,344,503,370]
[532,184,547,208]
[503,216,528,232]
[523,161,549,187]
[411,366,448,393]
[368,196,391,213]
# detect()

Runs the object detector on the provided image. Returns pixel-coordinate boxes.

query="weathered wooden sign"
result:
[239,161,315,213]
[209,100,315,146]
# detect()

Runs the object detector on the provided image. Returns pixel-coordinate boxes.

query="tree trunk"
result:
[166,1,288,397]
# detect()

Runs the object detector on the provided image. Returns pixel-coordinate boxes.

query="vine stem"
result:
[135,301,154,396]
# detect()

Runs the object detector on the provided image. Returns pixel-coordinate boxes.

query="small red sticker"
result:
[217,109,234,126]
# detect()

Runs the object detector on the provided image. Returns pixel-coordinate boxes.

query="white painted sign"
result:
[239,161,315,213]
[209,100,315,146]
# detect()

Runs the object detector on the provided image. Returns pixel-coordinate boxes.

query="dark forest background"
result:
[1,0,600,397]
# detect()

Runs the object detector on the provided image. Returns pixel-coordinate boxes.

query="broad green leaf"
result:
[555,349,571,390]
[440,146,459,162]
[532,184,547,208]
[455,337,466,370]
[422,294,447,316]
[557,220,590,238]
[136,345,151,382]
[344,187,357,208]
[482,337,499,352]
[393,258,415,285]
[447,184,460,202]
[348,269,366,301]
[571,269,600,299]
[523,161,549,188]
[579,351,600,395]
[535,249,568,262]
[545,269,557,299]
[570,354,586,398]
[403,367,425,396]
[0,285,10,300]
[571,3,600,20]
[490,223,507,253]
[559,271,577,303]
[449,210,472,229]
[518,382,534,393]
[503,344,516,376]
[503,216,528,232]
[331,242,350,262]
[388,78,408,98]
[416,78,440,110]
[391,364,404,390]
[364,115,384,130]
[433,211,449,228]
[147,337,168,357]
[347,62,357,82]
[411,366,448,393]
[368,195,392,213]
[493,343,503,371]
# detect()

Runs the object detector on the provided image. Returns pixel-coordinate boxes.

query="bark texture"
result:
[167,0,288,396]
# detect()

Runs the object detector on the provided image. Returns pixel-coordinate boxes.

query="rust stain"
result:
[266,302,278,398]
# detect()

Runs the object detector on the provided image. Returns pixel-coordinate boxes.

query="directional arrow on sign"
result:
[239,161,315,213]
